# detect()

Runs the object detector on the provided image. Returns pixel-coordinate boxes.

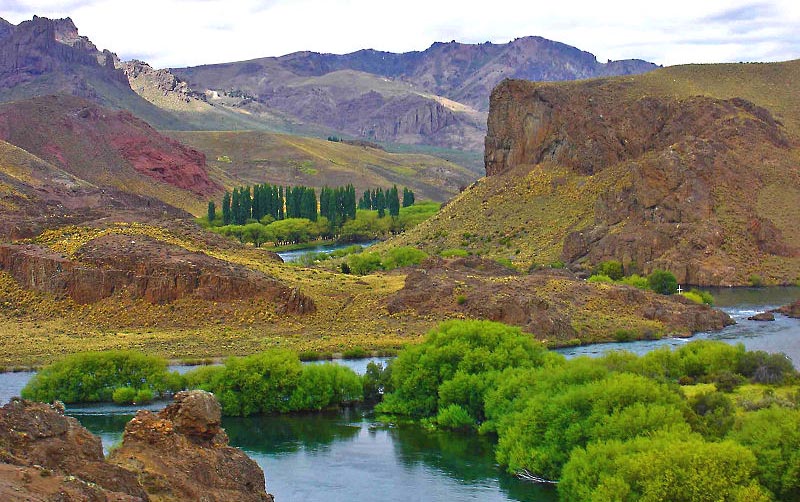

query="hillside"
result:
[385,61,800,286]
[172,37,657,151]
[169,130,477,202]
[0,95,220,217]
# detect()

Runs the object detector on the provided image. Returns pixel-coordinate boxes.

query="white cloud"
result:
[1,0,798,68]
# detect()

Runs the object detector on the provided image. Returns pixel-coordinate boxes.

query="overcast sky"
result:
[2,0,799,69]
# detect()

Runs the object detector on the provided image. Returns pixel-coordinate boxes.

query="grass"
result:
[169,130,477,204]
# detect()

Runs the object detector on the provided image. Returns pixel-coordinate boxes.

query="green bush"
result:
[440,248,469,258]
[377,320,551,425]
[647,269,678,295]
[183,350,363,416]
[680,291,706,304]
[436,404,475,431]
[749,274,764,287]
[382,246,428,270]
[595,260,624,280]
[347,252,383,275]
[21,351,181,404]
[112,387,138,405]
[587,274,613,284]
[342,346,368,359]
[618,274,649,289]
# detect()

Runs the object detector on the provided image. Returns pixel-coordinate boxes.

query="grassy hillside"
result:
[170,130,478,202]
[383,60,800,285]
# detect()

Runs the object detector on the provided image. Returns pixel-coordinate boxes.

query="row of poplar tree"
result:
[210,183,415,227]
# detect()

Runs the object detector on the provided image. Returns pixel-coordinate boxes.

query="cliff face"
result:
[0,392,274,502]
[481,78,800,285]
[0,235,314,312]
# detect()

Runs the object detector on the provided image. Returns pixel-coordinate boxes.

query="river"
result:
[1,287,797,501]
[277,240,377,263]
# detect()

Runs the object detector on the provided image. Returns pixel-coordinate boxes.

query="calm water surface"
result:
[277,240,376,263]
[1,287,797,501]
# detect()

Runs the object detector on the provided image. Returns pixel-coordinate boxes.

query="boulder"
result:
[772,299,800,319]
[110,390,274,502]
[748,312,775,321]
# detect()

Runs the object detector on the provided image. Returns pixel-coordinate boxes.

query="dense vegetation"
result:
[203,183,421,246]
[588,261,716,304]
[22,349,372,415]
[378,320,800,501]
[21,351,182,404]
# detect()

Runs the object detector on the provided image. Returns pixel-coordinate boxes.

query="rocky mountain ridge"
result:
[172,36,657,151]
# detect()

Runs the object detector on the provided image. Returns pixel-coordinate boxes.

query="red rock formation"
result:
[773,299,800,319]
[0,95,220,197]
[0,399,147,501]
[110,391,274,502]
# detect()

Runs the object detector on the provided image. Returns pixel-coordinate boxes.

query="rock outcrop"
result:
[387,257,733,342]
[481,77,800,285]
[0,392,275,502]
[110,391,273,502]
[773,299,800,319]
[0,399,147,501]
[0,235,315,312]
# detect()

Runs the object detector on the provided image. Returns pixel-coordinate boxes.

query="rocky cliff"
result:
[0,16,187,129]
[482,77,799,285]
[0,233,314,312]
[0,391,274,501]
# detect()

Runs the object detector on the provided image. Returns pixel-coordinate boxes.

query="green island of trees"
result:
[201,183,427,247]
[22,320,800,501]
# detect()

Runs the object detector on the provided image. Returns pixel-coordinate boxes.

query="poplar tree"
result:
[207,200,216,225]
[221,191,231,225]
[387,185,400,217]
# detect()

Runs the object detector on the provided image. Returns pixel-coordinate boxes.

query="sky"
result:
[1,0,799,69]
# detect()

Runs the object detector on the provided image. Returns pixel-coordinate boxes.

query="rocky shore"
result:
[0,391,273,501]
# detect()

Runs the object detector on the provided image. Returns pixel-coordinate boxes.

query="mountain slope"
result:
[171,37,657,151]
[170,130,476,202]
[0,16,189,130]
[385,61,800,286]
[0,95,221,215]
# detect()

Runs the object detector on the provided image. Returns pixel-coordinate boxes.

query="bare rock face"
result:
[387,257,732,342]
[0,235,315,312]
[110,391,274,502]
[0,399,147,501]
[483,78,800,285]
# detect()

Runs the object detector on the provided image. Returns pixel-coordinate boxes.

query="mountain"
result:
[0,16,191,129]
[0,94,221,226]
[385,60,800,286]
[171,37,658,151]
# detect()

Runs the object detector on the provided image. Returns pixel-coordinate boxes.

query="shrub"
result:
[549,260,566,269]
[614,329,635,342]
[347,252,383,275]
[587,274,613,284]
[595,260,624,280]
[21,351,180,404]
[342,346,368,359]
[112,387,138,405]
[382,246,428,270]
[749,274,764,287]
[494,257,516,270]
[647,269,678,295]
[456,294,467,305]
[619,274,649,289]
[377,320,550,425]
[436,404,475,431]
[289,363,363,410]
[691,288,715,305]
[680,291,706,304]
[440,248,469,258]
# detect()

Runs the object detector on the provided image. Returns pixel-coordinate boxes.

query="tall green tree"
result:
[207,200,216,225]
[402,187,415,207]
[222,191,231,225]
[387,185,400,217]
